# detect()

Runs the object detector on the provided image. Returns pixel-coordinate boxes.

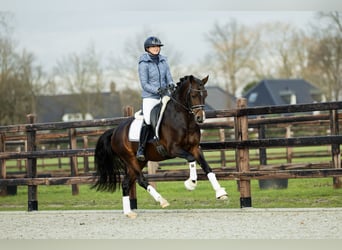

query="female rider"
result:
[136,36,174,161]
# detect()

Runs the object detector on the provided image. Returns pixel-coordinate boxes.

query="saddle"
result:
[128,96,170,142]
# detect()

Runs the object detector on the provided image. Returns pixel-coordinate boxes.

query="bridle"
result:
[170,79,207,115]
[186,86,207,114]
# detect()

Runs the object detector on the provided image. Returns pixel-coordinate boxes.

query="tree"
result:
[256,22,303,78]
[119,87,141,112]
[306,11,342,101]
[0,13,43,125]
[205,19,261,96]
[53,43,105,119]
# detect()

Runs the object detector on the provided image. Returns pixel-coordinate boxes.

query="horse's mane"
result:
[177,75,192,87]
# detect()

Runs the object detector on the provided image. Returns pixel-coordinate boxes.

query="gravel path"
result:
[1,208,342,239]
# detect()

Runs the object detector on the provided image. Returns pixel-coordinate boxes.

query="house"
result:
[243,79,324,107]
[35,92,122,123]
[35,85,233,123]
[205,86,236,110]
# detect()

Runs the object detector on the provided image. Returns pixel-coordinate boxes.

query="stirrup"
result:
[136,148,146,161]
[136,154,146,161]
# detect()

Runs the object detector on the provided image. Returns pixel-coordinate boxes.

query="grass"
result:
[1,145,341,211]
[1,178,342,211]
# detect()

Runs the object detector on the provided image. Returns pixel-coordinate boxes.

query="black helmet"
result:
[144,36,164,51]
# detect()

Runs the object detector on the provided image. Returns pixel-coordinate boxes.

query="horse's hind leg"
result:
[122,174,137,219]
[136,172,170,208]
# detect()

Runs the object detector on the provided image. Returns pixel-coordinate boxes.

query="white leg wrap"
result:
[207,172,228,200]
[207,172,221,190]
[189,161,197,181]
[147,185,170,208]
[184,161,198,191]
[122,196,131,214]
[147,185,161,202]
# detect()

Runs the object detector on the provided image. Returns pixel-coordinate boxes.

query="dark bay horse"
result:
[92,75,228,218]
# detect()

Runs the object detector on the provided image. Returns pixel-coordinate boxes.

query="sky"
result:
[1,0,341,75]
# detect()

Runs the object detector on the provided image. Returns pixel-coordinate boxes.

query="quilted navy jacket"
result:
[138,53,174,99]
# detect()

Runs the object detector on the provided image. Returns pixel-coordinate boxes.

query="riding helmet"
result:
[144,36,164,51]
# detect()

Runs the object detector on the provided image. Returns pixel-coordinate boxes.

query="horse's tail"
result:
[91,127,125,192]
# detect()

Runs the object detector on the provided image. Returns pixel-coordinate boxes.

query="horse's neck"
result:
[167,97,198,130]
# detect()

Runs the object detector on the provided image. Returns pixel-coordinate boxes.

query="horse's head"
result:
[176,75,209,123]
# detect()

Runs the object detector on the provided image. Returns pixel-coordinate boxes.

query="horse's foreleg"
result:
[197,152,228,200]
[184,161,198,191]
[122,175,137,219]
[207,172,228,200]
[137,173,170,208]
[173,150,199,191]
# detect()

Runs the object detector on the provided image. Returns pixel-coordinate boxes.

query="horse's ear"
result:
[202,75,209,85]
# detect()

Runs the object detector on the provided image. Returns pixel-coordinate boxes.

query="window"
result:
[248,92,258,103]
[280,90,296,104]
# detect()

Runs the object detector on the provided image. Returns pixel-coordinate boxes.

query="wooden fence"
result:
[1,99,342,210]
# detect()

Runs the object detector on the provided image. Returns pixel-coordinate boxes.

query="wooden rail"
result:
[1,100,342,210]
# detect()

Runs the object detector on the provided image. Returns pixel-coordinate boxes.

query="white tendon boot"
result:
[184,161,198,191]
[147,185,170,208]
[122,196,137,219]
[207,172,228,200]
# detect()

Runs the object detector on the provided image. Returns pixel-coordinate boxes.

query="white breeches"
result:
[143,98,160,125]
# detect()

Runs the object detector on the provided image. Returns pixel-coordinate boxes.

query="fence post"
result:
[286,125,293,163]
[147,161,158,189]
[235,98,252,208]
[83,136,90,172]
[26,114,38,211]
[258,123,267,166]
[330,109,342,188]
[69,128,79,195]
[124,106,137,209]
[219,128,226,166]
[57,145,62,168]
[0,133,6,196]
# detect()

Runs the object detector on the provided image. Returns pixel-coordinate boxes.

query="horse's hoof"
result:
[125,211,138,219]
[217,195,229,201]
[215,187,228,200]
[160,198,170,208]
[184,178,197,191]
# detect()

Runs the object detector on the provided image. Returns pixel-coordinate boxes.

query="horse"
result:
[92,75,228,218]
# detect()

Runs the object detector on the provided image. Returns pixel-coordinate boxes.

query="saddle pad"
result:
[128,96,170,141]
[128,117,143,142]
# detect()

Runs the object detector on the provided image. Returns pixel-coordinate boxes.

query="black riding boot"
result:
[136,123,150,161]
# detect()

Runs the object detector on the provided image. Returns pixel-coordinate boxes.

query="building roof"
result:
[205,86,236,110]
[243,79,323,107]
[35,92,122,122]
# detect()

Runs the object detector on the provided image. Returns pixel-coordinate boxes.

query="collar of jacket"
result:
[139,53,166,63]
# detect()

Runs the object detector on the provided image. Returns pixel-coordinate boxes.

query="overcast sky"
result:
[1,0,341,73]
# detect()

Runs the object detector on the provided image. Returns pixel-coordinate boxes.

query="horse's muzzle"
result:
[195,109,206,123]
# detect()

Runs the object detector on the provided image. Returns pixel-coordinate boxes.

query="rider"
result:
[136,36,174,161]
